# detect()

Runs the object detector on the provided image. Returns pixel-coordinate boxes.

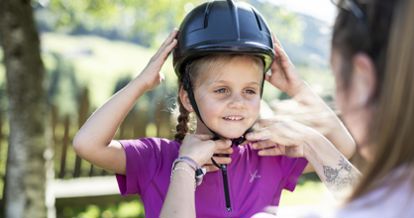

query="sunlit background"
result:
[0,1,340,217]
[270,0,336,24]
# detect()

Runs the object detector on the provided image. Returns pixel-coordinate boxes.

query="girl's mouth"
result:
[223,115,244,121]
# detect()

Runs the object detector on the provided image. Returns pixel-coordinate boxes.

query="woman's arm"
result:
[72,30,178,175]
[246,119,361,199]
[267,34,356,173]
[286,83,356,173]
[303,129,361,198]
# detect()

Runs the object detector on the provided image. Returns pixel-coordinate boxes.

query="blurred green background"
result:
[0,0,336,217]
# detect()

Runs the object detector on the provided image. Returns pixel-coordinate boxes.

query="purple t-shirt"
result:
[116,137,307,218]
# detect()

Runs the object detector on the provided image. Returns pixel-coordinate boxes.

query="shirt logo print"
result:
[249,169,261,183]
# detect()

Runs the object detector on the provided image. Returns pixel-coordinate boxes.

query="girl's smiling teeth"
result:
[223,115,244,121]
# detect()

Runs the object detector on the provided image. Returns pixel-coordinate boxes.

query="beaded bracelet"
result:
[172,156,206,186]
[172,166,195,178]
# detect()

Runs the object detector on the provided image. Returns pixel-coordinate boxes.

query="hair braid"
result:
[174,96,190,142]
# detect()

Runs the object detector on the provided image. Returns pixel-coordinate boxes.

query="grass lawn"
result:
[280,180,333,206]
[41,33,160,108]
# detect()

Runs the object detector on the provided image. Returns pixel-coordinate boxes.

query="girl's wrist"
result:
[173,161,196,174]
[172,156,206,186]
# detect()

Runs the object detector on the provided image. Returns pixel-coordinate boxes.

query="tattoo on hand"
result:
[323,156,359,191]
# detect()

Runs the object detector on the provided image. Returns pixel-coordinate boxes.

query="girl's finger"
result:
[215,147,233,154]
[152,29,178,60]
[204,164,219,172]
[214,139,232,150]
[239,140,250,146]
[208,156,232,165]
[164,39,178,53]
[271,33,282,47]
[158,39,177,62]
[161,28,178,48]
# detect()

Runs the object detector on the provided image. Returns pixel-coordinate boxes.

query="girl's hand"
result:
[245,118,319,158]
[139,29,178,91]
[203,146,234,172]
[267,34,305,97]
[179,134,232,167]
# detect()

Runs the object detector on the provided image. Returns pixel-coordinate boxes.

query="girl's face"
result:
[193,56,263,139]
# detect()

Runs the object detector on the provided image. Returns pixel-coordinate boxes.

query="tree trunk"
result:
[0,1,52,218]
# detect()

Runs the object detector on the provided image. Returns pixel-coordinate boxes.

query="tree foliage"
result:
[35,0,202,46]
[33,0,302,47]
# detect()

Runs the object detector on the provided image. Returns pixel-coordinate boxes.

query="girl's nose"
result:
[228,94,245,109]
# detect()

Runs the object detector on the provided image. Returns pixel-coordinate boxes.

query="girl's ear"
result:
[350,53,377,107]
[179,86,194,112]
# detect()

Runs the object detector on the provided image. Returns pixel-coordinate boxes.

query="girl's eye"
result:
[214,88,229,94]
[245,89,257,95]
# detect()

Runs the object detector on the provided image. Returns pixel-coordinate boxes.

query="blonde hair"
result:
[174,54,263,142]
[349,0,414,200]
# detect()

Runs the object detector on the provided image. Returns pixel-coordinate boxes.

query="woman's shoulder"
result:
[338,169,414,218]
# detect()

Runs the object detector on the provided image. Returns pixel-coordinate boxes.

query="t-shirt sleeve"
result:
[280,156,308,192]
[115,138,162,196]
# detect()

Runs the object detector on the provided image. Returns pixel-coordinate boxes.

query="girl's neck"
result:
[195,121,213,136]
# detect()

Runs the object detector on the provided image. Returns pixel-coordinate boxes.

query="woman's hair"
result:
[174,54,263,142]
[333,0,414,200]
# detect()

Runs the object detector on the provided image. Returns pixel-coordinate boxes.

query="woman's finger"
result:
[256,118,280,128]
[245,129,271,141]
[251,140,276,150]
[194,134,213,141]
[258,145,286,156]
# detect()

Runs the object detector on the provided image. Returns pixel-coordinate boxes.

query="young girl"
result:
[162,0,414,218]
[73,1,356,217]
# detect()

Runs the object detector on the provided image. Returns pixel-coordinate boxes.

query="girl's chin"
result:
[213,131,246,140]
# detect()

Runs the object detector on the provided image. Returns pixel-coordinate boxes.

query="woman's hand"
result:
[138,29,178,91]
[179,134,232,167]
[245,118,320,158]
[267,34,305,97]
[267,34,356,163]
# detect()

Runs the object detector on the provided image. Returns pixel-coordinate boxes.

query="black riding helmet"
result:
[173,0,275,143]
[173,0,275,76]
